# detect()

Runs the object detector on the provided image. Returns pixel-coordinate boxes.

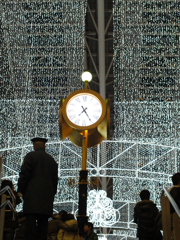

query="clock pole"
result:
[59,71,110,234]
[82,130,88,170]
[77,130,89,233]
[77,77,90,233]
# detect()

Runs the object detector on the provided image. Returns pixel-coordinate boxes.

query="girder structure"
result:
[84,0,114,137]
[0,139,178,239]
[85,0,113,94]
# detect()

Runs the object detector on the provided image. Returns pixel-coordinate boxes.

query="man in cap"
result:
[18,137,58,240]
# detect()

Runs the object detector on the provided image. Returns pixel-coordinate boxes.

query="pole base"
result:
[77,215,89,235]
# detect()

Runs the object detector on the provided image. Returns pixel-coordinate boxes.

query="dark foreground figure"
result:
[134,189,162,240]
[84,222,98,240]
[17,137,58,240]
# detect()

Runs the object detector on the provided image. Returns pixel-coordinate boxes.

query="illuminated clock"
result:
[62,89,106,130]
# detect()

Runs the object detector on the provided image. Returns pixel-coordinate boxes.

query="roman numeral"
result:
[93,102,100,107]
[94,109,101,112]
[69,114,76,121]
[68,109,74,113]
[75,97,80,103]
[69,103,76,107]
[74,118,80,125]
[83,96,87,102]
[93,115,99,120]
[89,97,93,103]
[82,120,86,126]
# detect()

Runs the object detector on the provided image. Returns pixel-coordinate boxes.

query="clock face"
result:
[66,94,102,127]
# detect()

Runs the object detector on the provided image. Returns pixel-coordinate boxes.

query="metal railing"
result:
[163,186,180,217]
[0,185,16,205]
[162,186,180,240]
[0,186,17,240]
[0,199,16,216]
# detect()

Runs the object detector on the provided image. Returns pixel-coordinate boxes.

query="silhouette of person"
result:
[17,137,58,240]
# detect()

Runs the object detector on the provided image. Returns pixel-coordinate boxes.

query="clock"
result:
[62,89,106,130]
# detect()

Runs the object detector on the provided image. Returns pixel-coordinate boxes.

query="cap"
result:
[31,137,48,143]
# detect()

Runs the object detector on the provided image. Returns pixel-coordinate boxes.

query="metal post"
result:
[77,170,88,234]
[0,194,6,240]
[0,157,2,180]
[77,130,89,233]
[97,1,107,234]
[82,130,88,170]
[97,0,106,100]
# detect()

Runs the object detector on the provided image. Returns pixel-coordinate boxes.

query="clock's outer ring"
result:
[62,89,106,130]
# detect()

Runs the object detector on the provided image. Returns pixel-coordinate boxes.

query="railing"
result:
[161,186,180,240]
[0,157,2,181]
[0,186,17,240]
[163,186,180,218]
[0,185,16,205]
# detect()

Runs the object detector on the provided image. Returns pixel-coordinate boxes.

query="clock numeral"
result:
[94,109,101,113]
[89,97,93,103]
[74,118,80,125]
[75,97,81,103]
[67,109,75,113]
[83,96,87,102]
[69,103,76,106]
[93,115,99,120]
[69,114,76,121]
[82,120,86,126]
[93,102,100,107]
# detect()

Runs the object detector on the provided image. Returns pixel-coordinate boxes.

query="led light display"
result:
[86,190,120,227]
[112,0,180,238]
[0,0,86,149]
[113,0,180,147]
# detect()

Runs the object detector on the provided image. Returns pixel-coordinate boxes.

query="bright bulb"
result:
[81,71,92,82]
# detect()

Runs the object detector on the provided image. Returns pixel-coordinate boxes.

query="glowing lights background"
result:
[0,0,85,149]
[1,0,180,239]
[113,0,180,147]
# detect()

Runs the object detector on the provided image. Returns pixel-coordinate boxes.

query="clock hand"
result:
[78,107,87,116]
[81,106,93,123]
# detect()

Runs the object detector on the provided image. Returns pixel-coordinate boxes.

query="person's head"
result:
[1,179,14,191]
[172,172,180,185]
[84,222,93,234]
[33,141,46,150]
[59,210,67,222]
[66,213,75,221]
[140,189,150,200]
[31,137,48,150]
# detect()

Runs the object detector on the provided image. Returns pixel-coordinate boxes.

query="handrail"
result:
[163,186,180,217]
[0,186,16,205]
[0,200,16,220]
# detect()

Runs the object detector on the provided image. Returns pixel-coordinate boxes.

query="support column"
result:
[0,157,2,180]
[97,0,106,100]
[97,1,107,234]
[0,194,6,240]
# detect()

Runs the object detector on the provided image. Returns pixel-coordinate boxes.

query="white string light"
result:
[87,190,120,227]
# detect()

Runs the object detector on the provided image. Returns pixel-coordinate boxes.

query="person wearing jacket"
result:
[83,222,98,240]
[17,137,58,240]
[57,213,79,240]
[168,172,180,214]
[167,172,180,240]
[0,180,21,240]
[134,189,162,240]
